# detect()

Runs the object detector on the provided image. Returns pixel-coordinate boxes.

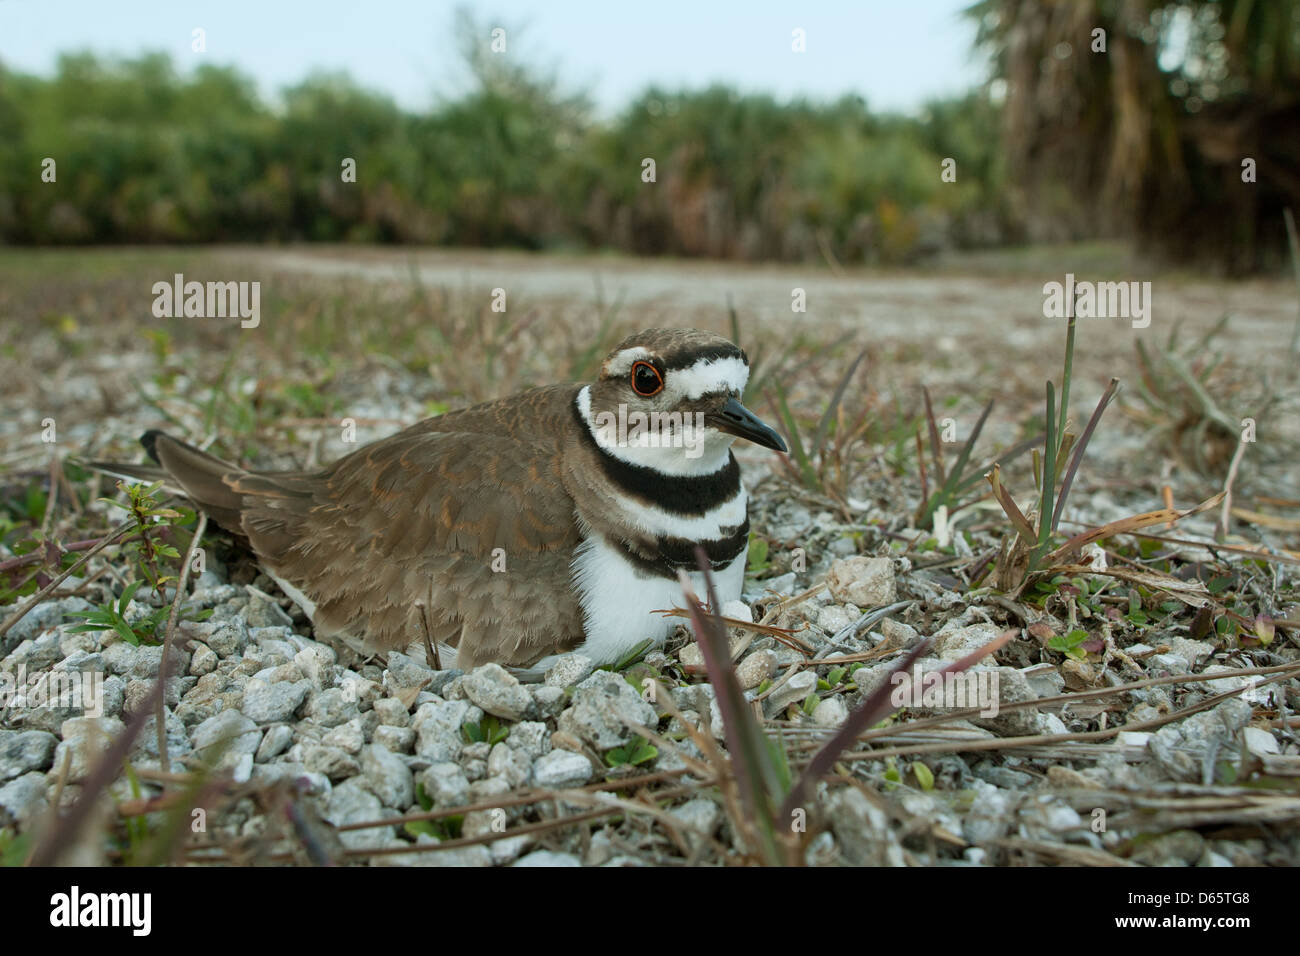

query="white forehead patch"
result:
[667,355,749,402]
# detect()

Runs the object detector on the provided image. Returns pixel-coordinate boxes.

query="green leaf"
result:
[0,828,32,867]
[1047,628,1088,660]
[883,759,901,791]
[605,736,658,767]
[113,618,141,646]
[461,715,508,746]
[117,579,143,615]
[604,639,653,673]
[414,782,433,812]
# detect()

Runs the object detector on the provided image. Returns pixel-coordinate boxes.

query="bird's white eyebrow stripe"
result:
[602,350,750,401]
[603,347,653,377]
[667,356,750,401]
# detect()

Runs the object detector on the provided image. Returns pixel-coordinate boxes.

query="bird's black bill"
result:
[708,397,788,452]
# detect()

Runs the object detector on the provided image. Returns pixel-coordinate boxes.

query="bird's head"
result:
[578,328,787,475]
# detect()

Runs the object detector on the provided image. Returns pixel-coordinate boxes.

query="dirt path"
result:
[245,245,1299,379]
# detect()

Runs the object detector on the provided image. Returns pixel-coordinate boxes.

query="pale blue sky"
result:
[0,0,987,115]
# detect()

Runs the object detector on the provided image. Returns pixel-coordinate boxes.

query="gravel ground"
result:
[3,531,1296,866]
[1,247,1298,866]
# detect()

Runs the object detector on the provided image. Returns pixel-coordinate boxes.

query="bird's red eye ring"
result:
[631,360,664,397]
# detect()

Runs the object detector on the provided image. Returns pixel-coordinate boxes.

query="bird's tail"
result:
[84,430,249,530]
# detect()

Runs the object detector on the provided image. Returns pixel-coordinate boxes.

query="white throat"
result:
[576,386,735,476]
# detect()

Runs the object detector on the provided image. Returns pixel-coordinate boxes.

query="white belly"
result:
[569,533,746,667]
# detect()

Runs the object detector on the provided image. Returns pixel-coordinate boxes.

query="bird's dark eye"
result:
[631,360,664,397]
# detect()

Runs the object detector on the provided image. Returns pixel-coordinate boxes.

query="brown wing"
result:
[242,428,584,666]
[144,385,588,667]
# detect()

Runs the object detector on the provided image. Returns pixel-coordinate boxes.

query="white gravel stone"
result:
[420,762,470,807]
[812,696,849,727]
[384,651,437,694]
[507,721,552,759]
[1019,795,1084,839]
[175,616,245,660]
[241,678,311,723]
[191,709,261,755]
[490,834,536,864]
[188,643,218,676]
[532,749,593,788]
[720,599,753,622]
[963,787,1014,844]
[879,618,921,647]
[1021,664,1065,698]
[826,556,896,607]
[0,730,57,781]
[374,835,491,867]
[372,697,410,727]
[53,716,126,782]
[743,571,796,602]
[555,671,657,749]
[3,597,92,651]
[322,718,365,755]
[373,725,415,753]
[100,642,141,676]
[0,771,49,826]
[325,777,393,851]
[1167,638,1216,668]
[513,850,581,867]
[544,654,595,688]
[308,687,360,728]
[293,645,336,684]
[255,724,294,762]
[826,786,905,866]
[668,797,721,837]
[932,621,1004,662]
[462,664,533,720]
[1243,727,1280,756]
[487,743,533,788]
[817,605,855,635]
[531,685,565,719]
[128,643,190,679]
[736,650,777,690]
[412,699,480,762]
[765,670,818,714]
[1117,730,1152,749]
[361,743,414,808]
[1201,666,1254,696]
[303,744,361,781]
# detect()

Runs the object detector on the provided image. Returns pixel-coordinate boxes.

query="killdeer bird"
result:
[95,328,786,675]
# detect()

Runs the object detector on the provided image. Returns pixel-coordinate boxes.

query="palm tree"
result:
[969,0,1300,273]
